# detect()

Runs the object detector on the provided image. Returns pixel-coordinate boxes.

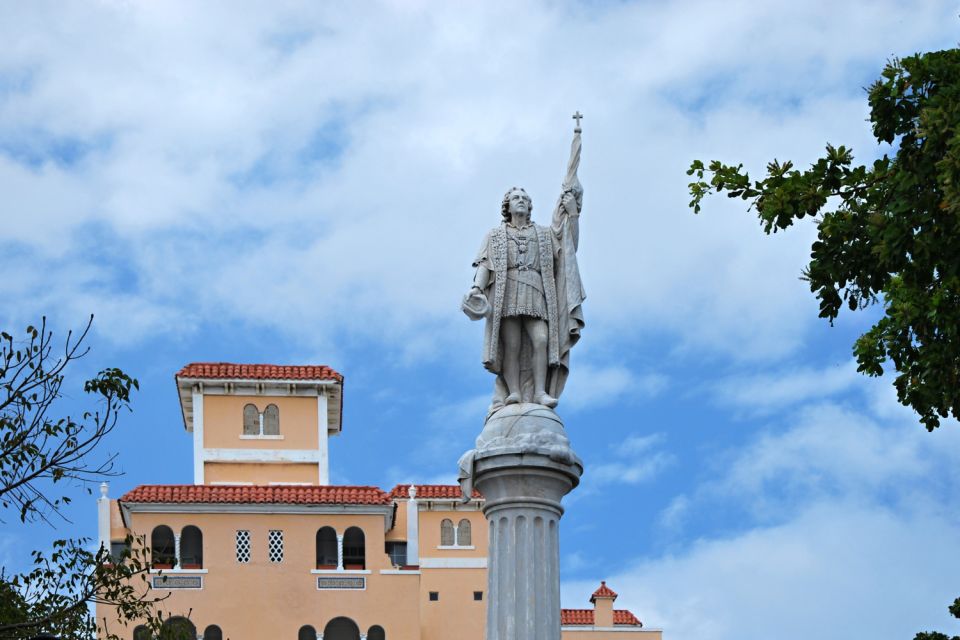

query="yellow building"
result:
[97,363,661,640]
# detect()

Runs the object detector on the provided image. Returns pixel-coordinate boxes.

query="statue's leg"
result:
[501,317,522,404]
[524,318,556,407]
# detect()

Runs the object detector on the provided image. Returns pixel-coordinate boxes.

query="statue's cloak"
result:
[474,204,585,402]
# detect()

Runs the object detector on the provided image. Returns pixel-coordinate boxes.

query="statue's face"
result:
[507,191,530,217]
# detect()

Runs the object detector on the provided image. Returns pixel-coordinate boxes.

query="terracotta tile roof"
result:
[120,485,389,505]
[176,362,343,382]
[560,609,642,627]
[389,484,483,500]
[590,580,619,602]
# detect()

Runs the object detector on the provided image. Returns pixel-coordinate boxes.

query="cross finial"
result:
[572,110,583,132]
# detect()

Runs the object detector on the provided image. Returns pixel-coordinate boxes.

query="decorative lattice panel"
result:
[268,529,284,563]
[235,530,251,563]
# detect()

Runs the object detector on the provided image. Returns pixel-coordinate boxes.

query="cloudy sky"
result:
[2,2,959,638]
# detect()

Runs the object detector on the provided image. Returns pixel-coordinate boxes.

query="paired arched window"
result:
[343,527,365,569]
[324,617,360,640]
[159,616,196,640]
[133,625,150,640]
[180,525,203,569]
[368,625,386,640]
[298,625,317,640]
[150,525,175,567]
[440,518,472,546]
[150,525,203,569]
[203,625,223,640]
[316,527,338,568]
[242,402,280,436]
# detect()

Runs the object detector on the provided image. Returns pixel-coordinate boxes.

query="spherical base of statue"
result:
[459,403,582,640]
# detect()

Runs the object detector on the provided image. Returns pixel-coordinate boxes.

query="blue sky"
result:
[2,2,960,638]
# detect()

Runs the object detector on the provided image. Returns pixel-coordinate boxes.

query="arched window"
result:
[180,525,203,569]
[324,617,360,640]
[203,625,223,640]
[316,527,338,569]
[440,518,454,546]
[368,625,386,640]
[160,616,196,640]
[133,625,151,640]
[457,518,472,546]
[298,625,317,640]
[263,403,280,435]
[243,403,259,435]
[343,526,365,569]
[151,525,175,568]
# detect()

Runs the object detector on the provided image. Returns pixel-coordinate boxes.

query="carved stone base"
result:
[459,404,582,640]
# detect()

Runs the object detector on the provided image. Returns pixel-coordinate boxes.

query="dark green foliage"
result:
[688,48,960,431]
[912,598,960,640]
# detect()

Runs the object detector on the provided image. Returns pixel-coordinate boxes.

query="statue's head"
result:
[501,187,532,222]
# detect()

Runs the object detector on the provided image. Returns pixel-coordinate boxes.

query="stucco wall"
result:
[203,395,319,449]
[203,461,319,485]
[103,510,420,639]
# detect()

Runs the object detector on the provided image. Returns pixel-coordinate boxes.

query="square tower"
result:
[175,363,343,485]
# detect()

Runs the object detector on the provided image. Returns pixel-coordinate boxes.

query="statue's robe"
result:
[473,201,585,405]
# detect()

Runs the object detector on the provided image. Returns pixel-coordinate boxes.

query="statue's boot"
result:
[504,393,521,405]
[534,393,558,408]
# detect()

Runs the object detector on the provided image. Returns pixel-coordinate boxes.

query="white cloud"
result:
[563,501,960,640]
[1,1,954,365]
[711,360,862,414]
[583,432,673,489]
[564,390,960,640]
[564,364,667,410]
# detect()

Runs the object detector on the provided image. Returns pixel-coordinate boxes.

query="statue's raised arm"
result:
[552,112,584,249]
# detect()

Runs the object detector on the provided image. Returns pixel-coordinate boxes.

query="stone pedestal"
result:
[459,404,582,640]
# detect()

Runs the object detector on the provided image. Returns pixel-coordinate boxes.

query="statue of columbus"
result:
[462,116,586,412]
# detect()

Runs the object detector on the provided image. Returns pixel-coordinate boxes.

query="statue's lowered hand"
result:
[462,289,490,321]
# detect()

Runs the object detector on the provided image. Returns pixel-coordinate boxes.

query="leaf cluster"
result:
[688,48,960,430]
[0,537,167,640]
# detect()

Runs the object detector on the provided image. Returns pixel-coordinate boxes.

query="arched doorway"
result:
[159,616,196,640]
[324,616,360,640]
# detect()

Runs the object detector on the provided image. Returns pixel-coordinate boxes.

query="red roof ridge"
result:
[119,484,389,506]
[560,609,642,627]
[590,580,619,602]
[389,484,483,499]
[176,362,343,382]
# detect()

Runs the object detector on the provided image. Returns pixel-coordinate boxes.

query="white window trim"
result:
[419,557,487,568]
[379,569,421,575]
[437,544,476,550]
[310,569,371,574]
[239,434,284,440]
[149,568,209,574]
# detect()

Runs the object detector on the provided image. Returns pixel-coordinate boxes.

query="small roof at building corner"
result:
[560,609,642,627]
[590,580,619,602]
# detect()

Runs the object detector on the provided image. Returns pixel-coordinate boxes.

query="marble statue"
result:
[462,115,586,412]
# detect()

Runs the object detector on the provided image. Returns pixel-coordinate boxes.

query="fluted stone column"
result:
[461,404,582,640]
